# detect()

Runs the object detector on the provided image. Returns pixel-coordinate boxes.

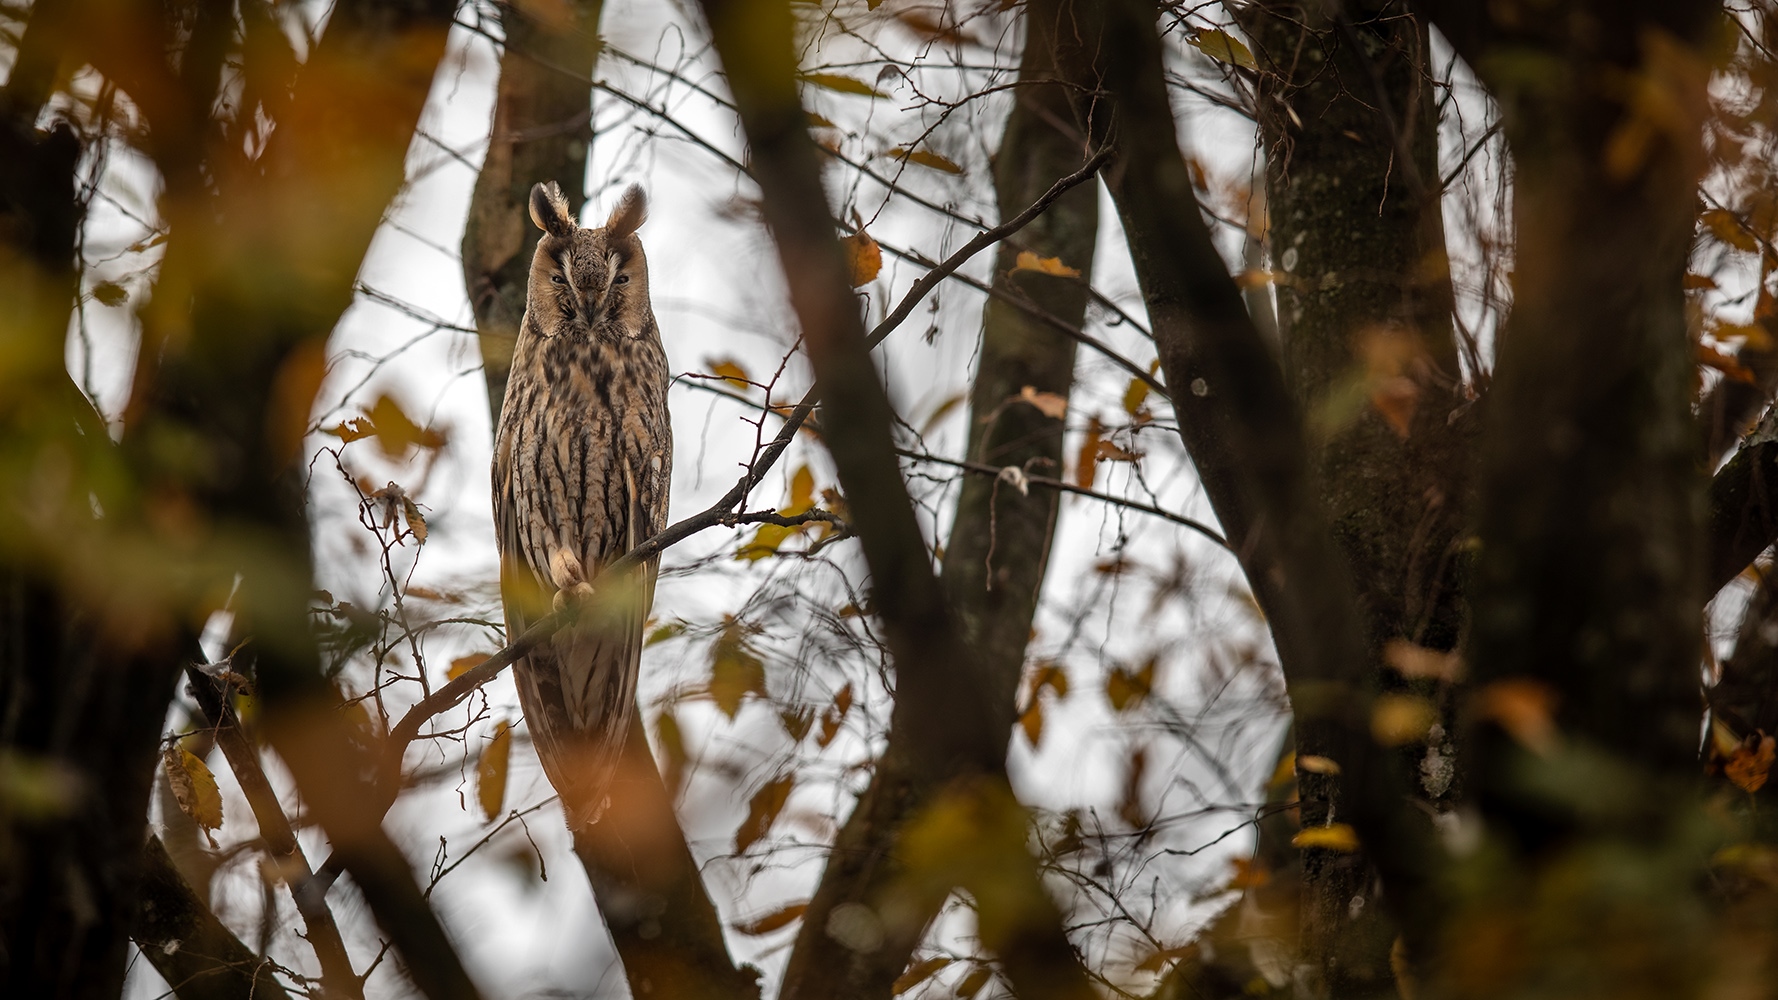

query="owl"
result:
[492,181,672,830]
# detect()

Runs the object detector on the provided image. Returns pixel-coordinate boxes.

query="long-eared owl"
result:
[492,181,671,829]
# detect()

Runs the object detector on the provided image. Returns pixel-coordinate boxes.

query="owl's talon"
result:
[553,582,596,613]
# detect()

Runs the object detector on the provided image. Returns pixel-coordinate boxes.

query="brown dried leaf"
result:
[1382,640,1464,682]
[893,957,953,996]
[954,965,994,999]
[1019,698,1044,747]
[707,357,752,388]
[1135,943,1199,974]
[735,774,794,853]
[800,72,886,98]
[888,146,964,175]
[1074,416,1104,489]
[1477,678,1559,754]
[1105,657,1155,712]
[1727,734,1776,793]
[1703,208,1759,252]
[818,683,854,748]
[1018,384,1069,419]
[734,901,809,936]
[1117,746,1150,828]
[401,496,427,545]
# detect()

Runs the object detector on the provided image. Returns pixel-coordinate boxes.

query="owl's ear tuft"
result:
[529,182,576,238]
[605,185,648,239]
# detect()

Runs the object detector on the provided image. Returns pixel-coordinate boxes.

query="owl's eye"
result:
[551,274,567,285]
[614,274,630,286]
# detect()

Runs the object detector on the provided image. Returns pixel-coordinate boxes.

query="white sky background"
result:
[32,2,1518,997]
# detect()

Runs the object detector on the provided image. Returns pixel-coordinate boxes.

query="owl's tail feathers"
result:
[513,638,635,831]
[511,564,655,832]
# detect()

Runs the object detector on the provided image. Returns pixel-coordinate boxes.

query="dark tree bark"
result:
[1041,0,1447,967]
[0,5,184,994]
[1235,3,1472,992]
[696,2,1098,998]
[774,14,1101,999]
[570,722,764,1000]
[461,0,605,418]
[1429,0,1719,836]
[73,0,485,996]
[133,836,295,1000]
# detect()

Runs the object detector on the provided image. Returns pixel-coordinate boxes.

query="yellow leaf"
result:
[1189,28,1257,71]
[841,230,882,286]
[646,620,688,646]
[710,624,767,719]
[893,957,953,995]
[784,465,816,516]
[734,902,809,936]
[706,357,752,388]
[478,720,512,821]
[1382,640,1463,682]
[163,747,223,833]
[1292,823,1360,852]
[1371,694,1437,746]
[888,146,964,174]
[1297,754,1342,775]
[736,522,799,562]
[800,72,887,98]
[735,774,794,853]
[1121,376,1151,416]
[448,653,491,681]
[1684,272,1719,290]
[1018,384,1069,419]
[806,111,836,129]
[1012,250,1081,278]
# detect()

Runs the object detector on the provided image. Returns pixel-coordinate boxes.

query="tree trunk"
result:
[775,13,1100,997]
[1236,4,1471,993]
[461,0,604,418]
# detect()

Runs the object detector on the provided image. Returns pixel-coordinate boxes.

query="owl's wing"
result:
[493,417,590,818]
